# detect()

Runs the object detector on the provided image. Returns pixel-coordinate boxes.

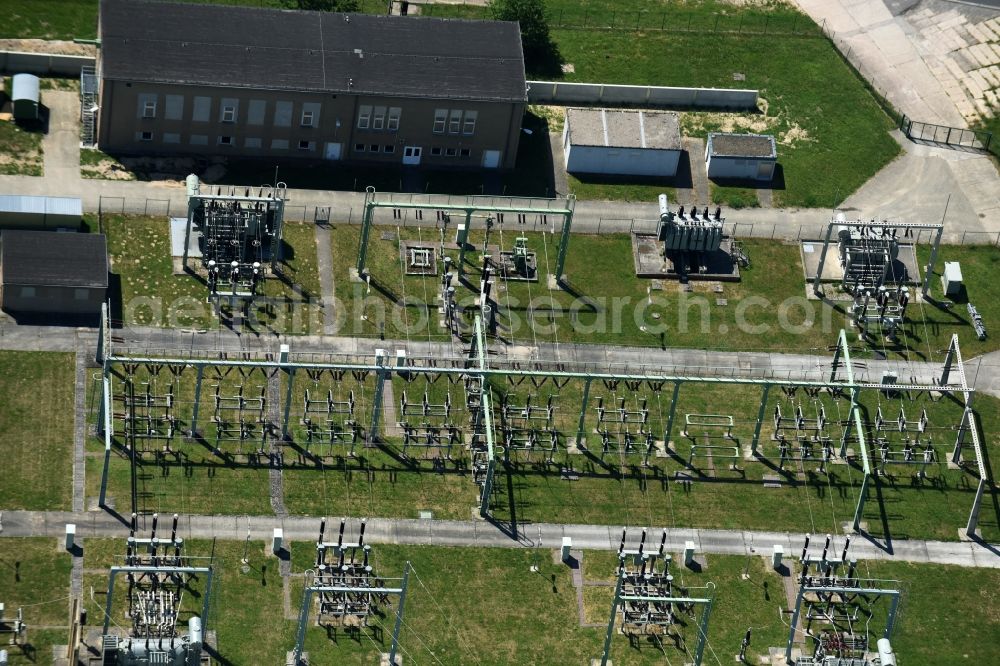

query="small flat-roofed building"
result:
[705,132,777,181]
[0,231,109,317]
[11,73,40,121]
[0,195,83,230]
[563,108,682,177]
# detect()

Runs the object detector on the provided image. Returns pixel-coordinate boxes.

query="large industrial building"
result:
[0,230,108,317]
[94,0,527,169]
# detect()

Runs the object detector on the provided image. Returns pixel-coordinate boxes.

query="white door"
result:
[482,150,501,169]
[323,142,342,160]
[402,146,422,165]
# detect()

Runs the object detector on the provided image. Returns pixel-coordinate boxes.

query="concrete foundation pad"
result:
[958,527,981,542]
[800,240,920,285]
[381,653,402,666]
[632,234,741,281]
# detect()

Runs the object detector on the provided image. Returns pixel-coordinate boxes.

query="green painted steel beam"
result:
[104,353,962,393]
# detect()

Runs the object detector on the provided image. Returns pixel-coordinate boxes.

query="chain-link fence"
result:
[92,196,999,246]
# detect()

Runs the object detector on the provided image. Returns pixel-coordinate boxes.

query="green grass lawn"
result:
[90,347,1000,542]
[2,1,99,39]
[102,215,322,334]
[0,117,43,177]
[79,148,135,180]
[0,352,75,510]
[424,0,822,37]
[549,28,899,208]
[916,243,1000,359]
[70,536,1000,666]
[0,0,395,40]
[331,224,1000,358]
[0,539,72,665]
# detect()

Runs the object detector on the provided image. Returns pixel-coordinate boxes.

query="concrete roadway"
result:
[1,510,996,568]
[0,321,982,392]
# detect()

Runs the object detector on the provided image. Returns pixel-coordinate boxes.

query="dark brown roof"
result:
[1,231,109,288]
[99,0,527,103]
[707,133,777,159]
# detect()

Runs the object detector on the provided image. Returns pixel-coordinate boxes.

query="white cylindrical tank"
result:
[658,193,670,221]
[185,174,200,197]
[877,638,896,666]
[188,616,203,646]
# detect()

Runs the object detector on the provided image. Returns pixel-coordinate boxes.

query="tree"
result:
[284,0,360,11]
[489,0,563,76]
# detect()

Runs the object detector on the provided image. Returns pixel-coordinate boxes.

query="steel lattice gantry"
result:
[95,305,987,536]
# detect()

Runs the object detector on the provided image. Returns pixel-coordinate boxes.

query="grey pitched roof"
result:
[99,0,527,103]
[566,108,681,150]
[1,231,109,288]
[707,133,777,159]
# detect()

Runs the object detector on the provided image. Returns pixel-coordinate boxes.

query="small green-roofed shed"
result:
[12,73,40,121]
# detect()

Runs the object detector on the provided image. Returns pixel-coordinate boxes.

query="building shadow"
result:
[709,164,786,192]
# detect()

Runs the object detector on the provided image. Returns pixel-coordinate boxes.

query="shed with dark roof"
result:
[705,133,777,182]
[562,108,683,177]
[0,231,109,316]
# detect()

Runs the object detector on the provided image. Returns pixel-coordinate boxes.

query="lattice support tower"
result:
[599,528,716,666]
[292,518,411,666]
[100,513,214,666]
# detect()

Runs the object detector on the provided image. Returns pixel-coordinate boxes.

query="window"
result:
[445,147,457,157]
[383,144,395,154]
[247,100,266,125]
[137,93,157,118]
[190,134,208,145]
[460,148,471,157]
[354,143,366,152]
[192,96,211,122]
[164,94,183,120]
[74,289,90,301]
[274,101,293,127]
[430,146,442,156]
[433,109,447,134]
[219,98,238,123]
[448,109,462,134]
[245,137,262,149]
[357,105,372,129]
[372,106,386,130]
[218,135,233,146]
[163,132,180,144]
[138,131,153,141]
[19,287,36,298]
[369,144,379,153]
[301,102,320,127]
[387,107,401,131]
[463,110,477,135]
[298,140,315,151]
[271,139,289,150]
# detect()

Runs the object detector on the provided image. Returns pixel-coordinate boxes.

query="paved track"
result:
[1,510,996,568]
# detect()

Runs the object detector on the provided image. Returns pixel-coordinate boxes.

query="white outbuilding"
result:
[563,108,682,177]
[705,132,777,181]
